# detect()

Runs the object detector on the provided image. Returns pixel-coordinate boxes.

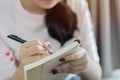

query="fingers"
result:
[57,55,88,70]
[54,60,88,74]
[42,41,53,54]
[21,55,47,65]
[19,45,46,60]
[19,40,51,62]
[64,47,87,61]
[52,47,89,75]
[68,54,88,66]
[58,64,87,74]
[21,40,42,49]
[26,45,48,56]
[42,41,52,50]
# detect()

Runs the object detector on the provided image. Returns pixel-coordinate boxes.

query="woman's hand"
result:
[52,47,102,80]
[52,47,89,75]
[10,40,51,80]
[19,40,51,65]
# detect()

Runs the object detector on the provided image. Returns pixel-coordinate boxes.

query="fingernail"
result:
[51,69,58,75]
[59,58,66,62]
[74,39,80,44]
[48,50,53,55]
[48,44,51,48]
[46,41,51,47]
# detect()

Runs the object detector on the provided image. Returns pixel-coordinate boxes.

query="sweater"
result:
[0,0,99,79]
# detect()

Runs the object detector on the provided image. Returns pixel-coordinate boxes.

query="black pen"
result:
[7,35,27,43]
[7,34,53,54]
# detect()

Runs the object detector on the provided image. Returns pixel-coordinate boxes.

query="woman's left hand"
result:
[52,47,89,75]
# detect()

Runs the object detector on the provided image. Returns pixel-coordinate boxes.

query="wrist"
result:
[10,65,24,80]
[80,57,102,80]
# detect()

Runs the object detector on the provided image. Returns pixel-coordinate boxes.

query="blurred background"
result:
[87,0,120,80]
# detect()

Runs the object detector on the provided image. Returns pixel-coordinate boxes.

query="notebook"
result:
[24,41,80,80]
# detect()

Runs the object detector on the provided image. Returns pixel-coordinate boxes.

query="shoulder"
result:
[67,0,88,13]
[67,0,89,26]
[0,0,12,19]
[67,0,90,30]
[0,0,15,31]
[0,0,12,10]
[0,0,11,19]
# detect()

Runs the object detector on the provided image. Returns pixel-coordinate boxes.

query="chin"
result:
[41,5,56,9]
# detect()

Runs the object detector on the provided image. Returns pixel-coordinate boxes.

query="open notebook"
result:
[24,41,80,80]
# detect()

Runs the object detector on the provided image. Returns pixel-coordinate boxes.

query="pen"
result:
[7,35,27,43]
[7,34,53,54]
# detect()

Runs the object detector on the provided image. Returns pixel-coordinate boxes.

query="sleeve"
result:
[66,0,100,63]
[0,39,17,80]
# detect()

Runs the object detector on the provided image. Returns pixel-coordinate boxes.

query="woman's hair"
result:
[45,1,77,46]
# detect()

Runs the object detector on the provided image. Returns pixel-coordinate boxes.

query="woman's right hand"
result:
[19,40,50,65]
[10,40,51,80]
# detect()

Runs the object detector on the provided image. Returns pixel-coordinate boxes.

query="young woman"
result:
[0,0,102,80]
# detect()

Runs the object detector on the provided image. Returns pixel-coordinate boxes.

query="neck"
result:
[21,0,45,15]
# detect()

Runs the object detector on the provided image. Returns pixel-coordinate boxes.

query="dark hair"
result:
[45,1,77,46]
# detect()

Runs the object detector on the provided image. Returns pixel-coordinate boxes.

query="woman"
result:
[0,0,102,80]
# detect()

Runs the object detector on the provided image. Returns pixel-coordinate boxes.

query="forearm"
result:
[10,65,24,80]
[80,58,102,80]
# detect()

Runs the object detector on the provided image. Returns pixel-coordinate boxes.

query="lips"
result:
[43,0,53,4]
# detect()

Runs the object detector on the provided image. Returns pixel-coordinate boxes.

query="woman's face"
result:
[33,0,62,9]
